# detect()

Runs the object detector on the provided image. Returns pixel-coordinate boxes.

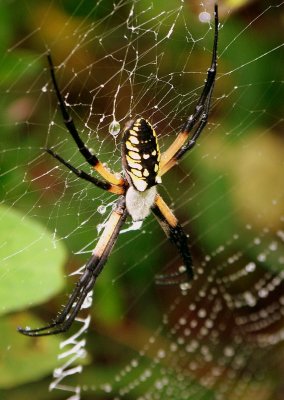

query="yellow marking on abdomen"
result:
[126,141,139,151]
[129,133,139,142]
[126,156,142,170]
[131,169,143,178]
[128,151,141,160]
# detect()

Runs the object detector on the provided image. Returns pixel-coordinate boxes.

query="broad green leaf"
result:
[0,313,61,388]
[0,204,67,316]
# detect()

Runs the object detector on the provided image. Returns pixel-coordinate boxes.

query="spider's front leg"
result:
[152,194,193,286]
[45,148,125,195]
[18,197,128,336]
[47,53,124,187]
[160,4,218,176]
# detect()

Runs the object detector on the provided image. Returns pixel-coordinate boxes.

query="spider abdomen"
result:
[122,118,161,192]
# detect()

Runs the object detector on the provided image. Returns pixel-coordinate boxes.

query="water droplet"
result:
[179,317,187,325]
[269,241,278,251]
[157,349,166,358]
[131,359,138,367]
[180,282,190,291]
[257,253,266,262]
[199,11,211,23]
[244,292,256,307]
[245,262,256,273]
[102,383,112,393]
[198,309,207,318]
[109,120,120,137]
[224,346,235,357]
[179,265,186,273]
[259,288,268,298]
[97,205,106,214]
[97,223,104,234]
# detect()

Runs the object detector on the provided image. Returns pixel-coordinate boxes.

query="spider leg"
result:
[47,53,125,187]
[151,194,193,285]
[160,4,218,176]
[45,148,125,195]
[160,84,214,176]
[18,197,128,336]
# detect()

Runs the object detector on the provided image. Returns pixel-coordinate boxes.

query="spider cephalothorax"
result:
[18,5,218,336]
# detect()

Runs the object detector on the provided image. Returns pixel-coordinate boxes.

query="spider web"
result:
[1,0,284,399]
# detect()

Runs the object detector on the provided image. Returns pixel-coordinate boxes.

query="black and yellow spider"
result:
[18,5,218,336]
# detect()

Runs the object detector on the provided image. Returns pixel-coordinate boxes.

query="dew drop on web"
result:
[97,205,106,214]
[109,120,120,137]
[199,11,211,23]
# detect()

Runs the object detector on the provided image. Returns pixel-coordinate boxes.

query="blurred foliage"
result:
[0,314,61,388]
[0,0,283,399]
[0,204,66,315]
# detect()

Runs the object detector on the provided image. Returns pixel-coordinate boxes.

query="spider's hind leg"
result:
[151,194,194,286]
[18,197,128,336]
[17,267,96,336]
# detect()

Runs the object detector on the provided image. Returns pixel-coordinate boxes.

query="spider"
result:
[18,5,218,336]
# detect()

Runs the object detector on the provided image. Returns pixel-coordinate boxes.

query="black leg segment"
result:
[47,53,99,167]
[45,148,124,195]
[152,196,194,285]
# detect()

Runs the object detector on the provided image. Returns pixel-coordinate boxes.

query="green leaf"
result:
[0,204,67,316]
[0,313,61,388]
